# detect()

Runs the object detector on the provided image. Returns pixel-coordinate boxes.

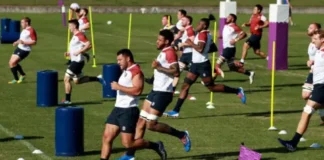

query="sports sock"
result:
[291,132,302,146]
[10,66,19,80]
[65,94,71,101]
[16,64,25,76]
[173,98,185,112]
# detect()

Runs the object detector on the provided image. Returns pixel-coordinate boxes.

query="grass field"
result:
[1,0,324,7]
[1,13,324,160]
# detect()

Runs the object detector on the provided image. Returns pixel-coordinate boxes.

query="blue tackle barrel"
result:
[102,64,122,98]
[1,31,20,43]
[55,107,84,156]
[36,70,58,107]
[9,20,20,33]
[1,18,11,32]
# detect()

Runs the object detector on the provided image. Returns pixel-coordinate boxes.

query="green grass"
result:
[1,13,324,160]
[1,0,324,6]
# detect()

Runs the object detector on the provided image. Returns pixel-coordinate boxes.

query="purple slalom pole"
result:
[58,0,66,27]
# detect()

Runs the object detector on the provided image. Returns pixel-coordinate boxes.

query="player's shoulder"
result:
[26,26,36,32]
[162,46,176,55]
[128,64,143,78]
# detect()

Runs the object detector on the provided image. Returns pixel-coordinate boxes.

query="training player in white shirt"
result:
[62,19,105,104]
[121,30,191,160]
[215,14,255,84]
[100,49,166,160]
[165,15,246,118]
[78,8,90,32]
[279,30,324,151]
[8,17,37,84]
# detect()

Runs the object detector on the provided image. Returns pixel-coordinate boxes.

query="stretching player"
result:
[278,30,324,151]
[100,49,166,160]
[164,15,246,118]
[8,17,37,84]
[215,14,255,84]
[119,30,191,160]
[61,19,105,104]
[301,23,324,124]
[240,4,269,64]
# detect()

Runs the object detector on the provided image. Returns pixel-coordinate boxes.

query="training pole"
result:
[89,6,97,68]
[167,15,171,28]
[127,13,132,49]
[268,41,277,131]
[66,9,72,60]
[206,21,217,109]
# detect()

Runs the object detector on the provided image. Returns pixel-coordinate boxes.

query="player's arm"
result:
[112,73,144,96]
[174,29,184,41]
[259,16,269,29]
[186,40,205,53]
[154,62,180,77]
[79,41,91,54]
[307,60,314,67]
[80,22,90,31]
[242,16,252,27]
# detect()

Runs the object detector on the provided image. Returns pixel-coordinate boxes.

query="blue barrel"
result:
[1,18,11,32]
[36,70,58,107]
[103,64,122,98]
[9,20,20,33]
[1,31,20,43]
[55,107,84,156]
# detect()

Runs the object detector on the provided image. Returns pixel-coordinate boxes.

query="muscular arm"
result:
[116,74,144,96]
[156,63,180,77]
[235,31,247,42]
[259,20,269,29]
[79,41,92,54]
[80,22,90,31]
[21,40,36,45]
[187,40,206,53]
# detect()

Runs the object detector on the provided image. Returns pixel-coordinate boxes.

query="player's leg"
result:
[227,59,255,84]
[302,73,313,100]
[8,54,20,84]
[240,40,251,63]
[253,37,267,59]
[63,73,73,104]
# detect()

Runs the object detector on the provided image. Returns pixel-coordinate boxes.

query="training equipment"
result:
[14,135,24,140]
[17,158,24,160]
[239,143,262,160]
[107,20,112,25]
[268,1,289,70]
[102,64,122,98]
[278,130,287,135]
[300,137,306,142]
[218,0,237,55]
[37,70,58,107]
[1,18,20,43]
[269,41,277,130]
[310,143,321,148]
[32,149,43,154]
[189,96,196,101]
[66,8,72,60]
[127,13,132,49]
[70,3,79,10]
[58,0,66,26]
[89,6,97,68]
[55,107,84,156]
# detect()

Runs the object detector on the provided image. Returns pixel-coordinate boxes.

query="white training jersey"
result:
[153,47,178,92]
[115,64,142,108]
[313,48,324,85]
[18,26,37,51]
[78,16,89,33]
[181,25,195,53]
[222,23,243,48]
[308,42,317,61]
[69,32,88,62]
[176,19,184,30]
[192,30,211,63]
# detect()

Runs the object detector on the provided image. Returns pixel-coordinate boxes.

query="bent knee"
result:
[121,140,133,149]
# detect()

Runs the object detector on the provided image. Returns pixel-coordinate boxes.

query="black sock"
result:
[126,148,136,156]
[100,158,108,160]
[148,142,159,151]
[65,94,71,101]
[173,98,185,112]
[224,86,239,94]
[10,66,19,80]
[89,77,99,82]
[170,127,185,139]
[291,132,302,146]
[16,64,25,76]
[244,70,251,76]
[172,86,176,92]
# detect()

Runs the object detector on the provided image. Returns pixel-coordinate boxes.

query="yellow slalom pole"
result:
[89,6,97,68]
[207,21,217,109]
[269,41,277,130]
[167,15,171,29]
[66,9,72,60]
[127,13,132,49]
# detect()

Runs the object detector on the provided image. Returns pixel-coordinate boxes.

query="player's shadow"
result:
[25,79,64,84]
[246,88,282,93]
[178,109,302,120]
[0,136,44,142]
[167,147,311,159]
[259,83,302,88]
[58,100,103,107]
[96,61,146,66]
[288,67,310,71]
[81,147,126,156]
[289,64,307,67]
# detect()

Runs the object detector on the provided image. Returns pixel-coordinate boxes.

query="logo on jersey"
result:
[151,102,155,106]
[122,126,126,131]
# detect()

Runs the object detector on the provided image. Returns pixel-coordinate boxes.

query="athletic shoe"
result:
[17,75,26,84]
[249,71,255,84]
[163,110,179,118]
[8,80,17,84]
[156,141,167,160]
[278,138,296,152]
[116,155,135,160]
[97,74,106,86]
[181,131,191,152]
[237,87,246,104]
[60,100,72,105]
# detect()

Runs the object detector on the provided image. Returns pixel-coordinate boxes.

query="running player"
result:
[162,15,176,31]
[61,19,105,104]
[119,30,191,160]
[240,4,269,64]
[78,8,90,32]
[164,15,246,118]
[278,30,324,151]
[301,23,324,124]
[66,3,81,65]
[8,17,37,84]
[215,14,255,84]
[100,49,166,160]
[175,9,187,34]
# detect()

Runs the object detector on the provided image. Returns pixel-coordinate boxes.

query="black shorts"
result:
[246,34,262,50]
[189,60,212,78]
[310,84,324,105]
[146,90,173,113]
[179,52,192,65]
[174,39,183,51]
[222,47,236,60]
[13,48,30,60]
[305,73,313,84]
[66,61,85,80]
[106,107,139,133]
